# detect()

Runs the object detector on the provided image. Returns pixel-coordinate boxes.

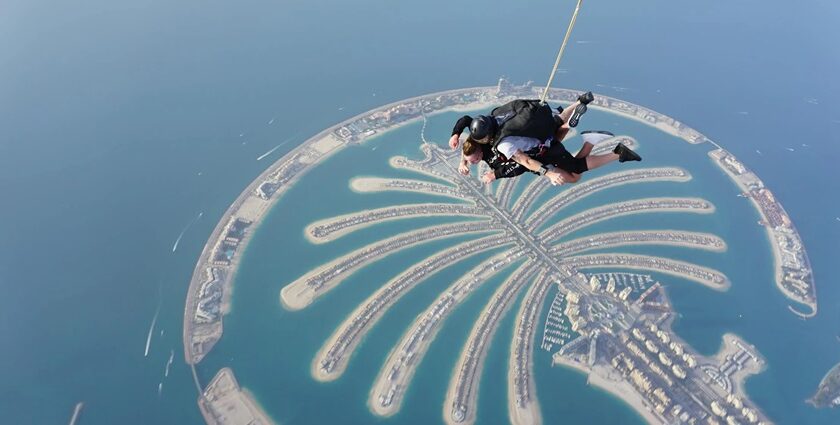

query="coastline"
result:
[442,263,536,425]
[368,250,523,417]
[198,367,275,425]
[548,322,768,424]
[808,361,840,408]
[715,333,767,399]
[180,86,493,366]
[507,272,552,425]
[182,133,346,364]
[585,364,661,425]
[706,149,817,317]
[507,366,541,425]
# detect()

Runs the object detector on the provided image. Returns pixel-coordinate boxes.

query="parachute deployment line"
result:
[539,0,584,104]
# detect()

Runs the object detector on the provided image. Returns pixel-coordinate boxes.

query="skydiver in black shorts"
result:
[456,92,641,185]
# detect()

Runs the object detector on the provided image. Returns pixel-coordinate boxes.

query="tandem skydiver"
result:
[458,130,619,184]
[450,92,641,186]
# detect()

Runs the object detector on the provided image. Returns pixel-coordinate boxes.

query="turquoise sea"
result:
[2,0,839,424]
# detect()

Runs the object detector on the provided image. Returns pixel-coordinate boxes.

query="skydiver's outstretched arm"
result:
[482,161,530,183]
[510,150,545,173]
[449,115,473,149]
[511,150,576,186]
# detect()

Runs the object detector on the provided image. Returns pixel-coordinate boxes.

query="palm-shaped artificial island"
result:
[185,82,815,425]
[281,137,764,424]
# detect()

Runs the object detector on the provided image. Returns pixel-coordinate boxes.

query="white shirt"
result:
[495,136,551,159]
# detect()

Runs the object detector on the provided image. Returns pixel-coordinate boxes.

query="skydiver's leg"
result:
[565,172,581,183]
[575,142,593,158]
[555,123,571,143]
[577,131,643,164]
[553,101,578,142]
[557,100,580,124]
[575,130,614,158]
[545,130,639,177]
[583,140,642,170]
[584,153,619,170]
[540,142,589,181]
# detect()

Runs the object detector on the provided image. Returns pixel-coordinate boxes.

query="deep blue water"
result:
[2,0,839,424]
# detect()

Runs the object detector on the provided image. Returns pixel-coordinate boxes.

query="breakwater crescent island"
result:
[183,79,816,424]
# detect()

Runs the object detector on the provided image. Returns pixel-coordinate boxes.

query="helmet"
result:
[469,115,496,142]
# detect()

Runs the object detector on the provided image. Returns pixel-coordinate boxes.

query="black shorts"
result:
[537,142,588,174]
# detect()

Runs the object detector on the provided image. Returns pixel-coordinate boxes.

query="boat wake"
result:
[172,212,203,252]
[256,132,303,161]
[165,349,174,377]
[144,303,160,357]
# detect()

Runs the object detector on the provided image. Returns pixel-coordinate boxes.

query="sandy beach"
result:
[551,355,660,425]
[586,365,662,425]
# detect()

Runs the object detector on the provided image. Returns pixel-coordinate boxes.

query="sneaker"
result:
[613,143,642,162]
[578,91,594,105]
[568,103,587,127]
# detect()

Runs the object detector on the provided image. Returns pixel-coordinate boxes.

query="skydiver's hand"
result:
[449,134,460,150]
[546,170,565,186]
[481,171,496,184]
[458,162,470,176]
